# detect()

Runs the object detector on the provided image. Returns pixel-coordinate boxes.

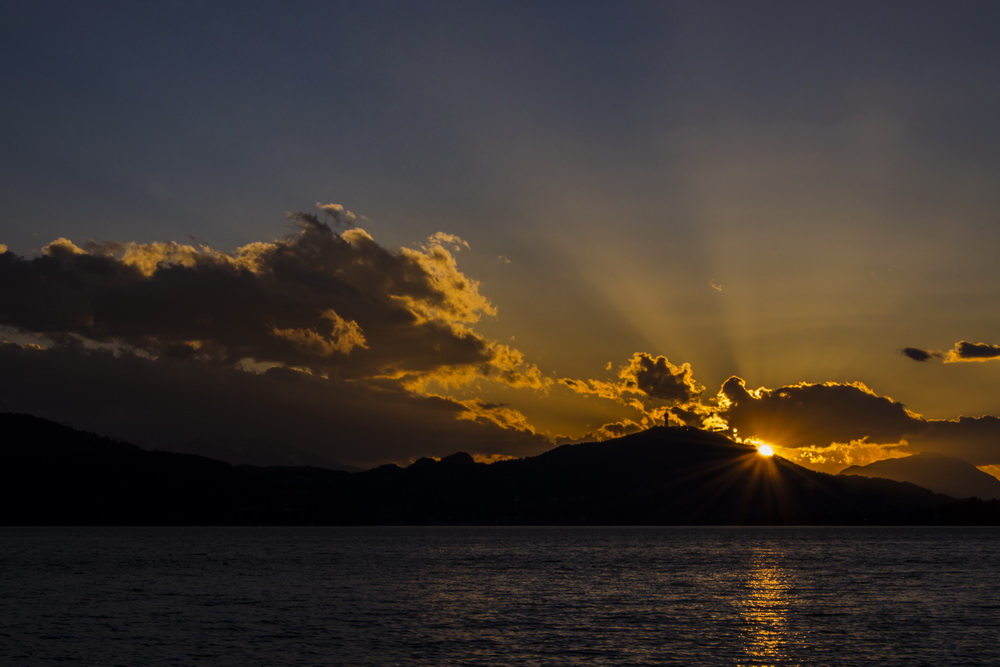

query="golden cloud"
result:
[561,352,704,404]
[0,205,554,466]
[271,309,368,357]
[945,341,1000,363]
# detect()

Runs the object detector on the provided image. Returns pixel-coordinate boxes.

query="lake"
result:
[2,526,999,665]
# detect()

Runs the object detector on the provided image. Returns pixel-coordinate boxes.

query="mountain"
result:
[841,452,1000,500]
[3,412,997,525]
[342,427,953,525]
[0,413,361,525]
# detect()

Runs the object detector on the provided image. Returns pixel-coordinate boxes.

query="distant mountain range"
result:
[841,452,1000,500]
[3,412,999,525]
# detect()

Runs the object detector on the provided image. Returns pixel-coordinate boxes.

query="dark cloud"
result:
[7,210,1000,472]
[626,353,705,403]
[948,341,1000,362]
[900,341,1000,364]
[0,209,550,466]
[0,213,548,384]
[560,352,703,405]
[558,353,711,444]
[901,347,936,362]
[0,342,546,468]
[718,377,920,449]
[714,376,1000,468]
[559,364,1000,471]
[911,416,1000,466]
[0,216,556,384]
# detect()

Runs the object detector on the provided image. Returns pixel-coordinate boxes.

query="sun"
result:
[757,444,775,457]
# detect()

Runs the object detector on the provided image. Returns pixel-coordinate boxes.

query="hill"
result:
[0,413,360,524]
[841,452,1000,500]
[3,413,997,525]
[342,427,952,524]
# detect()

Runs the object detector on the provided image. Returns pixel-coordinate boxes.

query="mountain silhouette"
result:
[0,413,360,525]
[343,426,955,524]
[841,452,1000,500]
[3,412,998,525]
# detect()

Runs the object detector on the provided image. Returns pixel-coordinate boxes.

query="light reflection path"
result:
[737,544,800,666]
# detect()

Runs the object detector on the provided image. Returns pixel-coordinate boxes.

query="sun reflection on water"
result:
[738,545,795,666]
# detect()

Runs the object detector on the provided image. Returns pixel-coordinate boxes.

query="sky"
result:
[3,1,1000,473]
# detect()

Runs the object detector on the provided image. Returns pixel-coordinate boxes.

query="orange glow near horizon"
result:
[757,444,775,457]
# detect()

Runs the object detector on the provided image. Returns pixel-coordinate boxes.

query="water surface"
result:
[2,526,999,665]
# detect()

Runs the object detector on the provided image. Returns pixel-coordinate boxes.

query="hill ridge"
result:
[4,412,999,525]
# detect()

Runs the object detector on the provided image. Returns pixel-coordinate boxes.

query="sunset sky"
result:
[3,1,1000,473]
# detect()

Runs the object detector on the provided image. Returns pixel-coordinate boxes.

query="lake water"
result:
[2,526,1000,665]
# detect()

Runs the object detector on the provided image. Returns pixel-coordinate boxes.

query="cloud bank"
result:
[0,209,549,467]
[5,207,1000,474]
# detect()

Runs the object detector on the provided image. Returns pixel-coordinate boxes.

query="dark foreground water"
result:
[2,527,1000,665]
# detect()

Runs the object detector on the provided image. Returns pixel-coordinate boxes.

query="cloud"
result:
[911,416,1000,466]
[946,341,1000,363]
[455,398,538,434]
[901,347,938,362]
[717,377,921,449]
[271,309,368,356]
[559,358,1000,471]
[900,341,1000,363]
[781,440,912,471]
[713,375,1000,469]
[626,353,705,403]
[0,341,546,468]
[557,353,711,442]
[584,419,647,441]
[561,352,704,405]
[0,211,527,381]
[315,202,357,227]
[0,209,551,466]
[7,206,1000,473]
[426,232,469,253]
